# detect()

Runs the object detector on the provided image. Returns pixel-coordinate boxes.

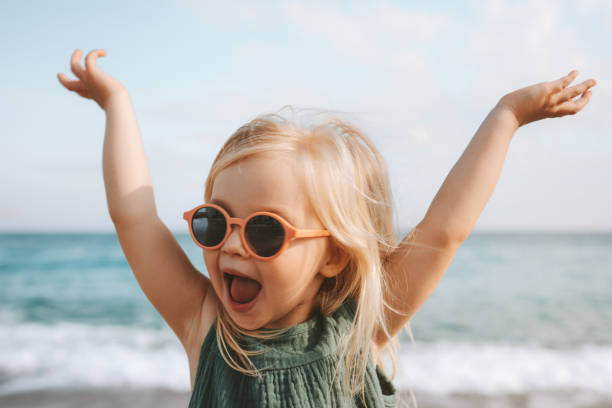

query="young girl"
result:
[58,48,596,408]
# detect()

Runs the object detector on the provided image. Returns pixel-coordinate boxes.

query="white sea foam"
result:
[387,339,612,395]
[1,323,611,396]
[0,322,190,395]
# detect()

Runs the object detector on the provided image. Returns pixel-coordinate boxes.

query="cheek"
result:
[203,251,222,288]
[203,251,215,271]
[264,245,322,293]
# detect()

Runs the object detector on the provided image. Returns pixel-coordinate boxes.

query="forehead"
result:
[209,152,311,223]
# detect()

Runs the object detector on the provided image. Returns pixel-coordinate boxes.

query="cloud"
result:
[139,1,611,231]
[460,0,611,133]
[178,0,277,24]
[281,1,449,71]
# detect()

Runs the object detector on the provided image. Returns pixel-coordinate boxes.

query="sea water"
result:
[0,232,610,404]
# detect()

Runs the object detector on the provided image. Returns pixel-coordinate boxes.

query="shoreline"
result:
[1,387,611,408]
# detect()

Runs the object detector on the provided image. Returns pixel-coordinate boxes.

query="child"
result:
[58,48,596,408]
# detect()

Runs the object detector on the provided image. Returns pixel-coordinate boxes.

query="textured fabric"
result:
[187,296,398,408]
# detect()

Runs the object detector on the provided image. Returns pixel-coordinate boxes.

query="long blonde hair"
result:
[204,106,416,406]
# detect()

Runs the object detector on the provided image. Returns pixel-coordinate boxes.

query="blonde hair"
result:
[204,106,418,407]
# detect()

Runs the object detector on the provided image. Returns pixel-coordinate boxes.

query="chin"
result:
[228,313,264,331]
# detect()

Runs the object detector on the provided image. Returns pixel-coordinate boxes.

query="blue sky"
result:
[1,0,611,233]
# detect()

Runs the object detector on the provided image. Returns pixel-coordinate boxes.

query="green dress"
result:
[187,296,398,407]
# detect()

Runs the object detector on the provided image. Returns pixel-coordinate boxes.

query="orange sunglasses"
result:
[183,203,331,261]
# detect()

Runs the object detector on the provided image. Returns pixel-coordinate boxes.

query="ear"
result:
[319,242,351,279]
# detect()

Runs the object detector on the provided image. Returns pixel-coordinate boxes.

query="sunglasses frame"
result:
[183,203,331,261]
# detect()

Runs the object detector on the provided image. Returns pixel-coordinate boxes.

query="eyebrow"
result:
[209,198,296,225]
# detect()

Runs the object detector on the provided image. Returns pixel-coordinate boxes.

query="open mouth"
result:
[223,272,262,305]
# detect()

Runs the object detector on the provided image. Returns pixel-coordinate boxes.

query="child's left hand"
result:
[498,70,597,127]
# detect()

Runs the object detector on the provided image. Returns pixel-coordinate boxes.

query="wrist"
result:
[494,98,521,129]
[103,88,130,112]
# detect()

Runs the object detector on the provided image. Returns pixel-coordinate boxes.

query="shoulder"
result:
[335,296,383,369]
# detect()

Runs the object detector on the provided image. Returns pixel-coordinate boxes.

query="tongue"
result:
[230,276,261,304]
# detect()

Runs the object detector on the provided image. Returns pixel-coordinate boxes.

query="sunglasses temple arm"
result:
[294,229,331,238]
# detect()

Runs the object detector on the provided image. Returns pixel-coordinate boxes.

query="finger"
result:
[85,49,106,74]
[552,79,597,104]
[57,73,86,92]
[551,70,579,92]
[554,90,592,116]
[70,49,86,79]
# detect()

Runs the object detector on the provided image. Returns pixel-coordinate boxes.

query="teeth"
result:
[223,271,255,282]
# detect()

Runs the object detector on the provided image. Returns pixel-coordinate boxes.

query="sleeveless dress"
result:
[187,296,398,407]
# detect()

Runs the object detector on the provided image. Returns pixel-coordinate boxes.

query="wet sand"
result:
[0,387,190,408]
[0,387,610,407]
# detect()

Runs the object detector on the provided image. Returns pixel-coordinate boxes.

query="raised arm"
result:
[58,49,214,353]
[101,87,157,220]
[418,70,596,243]
[375,70,597,347]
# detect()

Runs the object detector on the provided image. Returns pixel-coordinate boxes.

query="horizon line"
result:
[1,229,611,235]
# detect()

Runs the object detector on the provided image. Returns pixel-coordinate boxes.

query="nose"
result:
[221,225,249,258]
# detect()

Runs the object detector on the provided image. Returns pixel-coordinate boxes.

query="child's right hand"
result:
[57,49,126,111]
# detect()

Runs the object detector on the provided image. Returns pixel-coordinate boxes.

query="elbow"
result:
[415,218,467,249]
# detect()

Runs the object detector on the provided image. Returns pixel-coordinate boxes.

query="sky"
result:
[1,0,611,234]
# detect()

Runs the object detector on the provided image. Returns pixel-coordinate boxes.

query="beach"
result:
[1,387,612,408]
[0,387,190,408]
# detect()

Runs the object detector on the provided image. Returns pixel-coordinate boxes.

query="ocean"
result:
[0,232,611,407]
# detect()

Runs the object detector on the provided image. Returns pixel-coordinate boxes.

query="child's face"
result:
[204,152,336,330]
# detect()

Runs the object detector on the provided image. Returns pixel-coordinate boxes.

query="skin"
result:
[58,48,597,362]
[57,49,124,110]
[499,69,595,127]
[205,152,350,330]
[56,48,348,335]
[376,70,597,347]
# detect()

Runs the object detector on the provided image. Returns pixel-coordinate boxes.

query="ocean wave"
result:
[1,323,611,397]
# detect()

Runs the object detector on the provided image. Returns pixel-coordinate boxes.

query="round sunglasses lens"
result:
[245,215,285,257]
[192,207,226,247]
